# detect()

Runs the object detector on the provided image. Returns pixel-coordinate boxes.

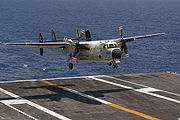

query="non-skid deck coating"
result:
[0,72,180,120]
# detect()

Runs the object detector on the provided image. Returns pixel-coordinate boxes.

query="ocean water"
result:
[0,0,180,81]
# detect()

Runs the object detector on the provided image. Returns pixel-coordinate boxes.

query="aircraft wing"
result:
[111,33,166,42]
[2,42,70,48]
[124,33,166,42]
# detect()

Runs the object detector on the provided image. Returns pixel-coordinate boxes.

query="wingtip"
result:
[1,43,7,45]
[160,33,166,35]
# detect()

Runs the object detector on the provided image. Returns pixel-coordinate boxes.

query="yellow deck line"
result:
[38,79,160,120]
[108,104,160,120]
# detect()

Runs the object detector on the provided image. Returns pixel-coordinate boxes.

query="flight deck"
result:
[0,72,180,120]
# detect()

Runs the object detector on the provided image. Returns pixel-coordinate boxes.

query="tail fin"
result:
[85,30,91,41]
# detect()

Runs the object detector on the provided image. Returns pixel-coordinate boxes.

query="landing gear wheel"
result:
[68,63,73,69]
[113,64,118,69]
[107,61,112,66]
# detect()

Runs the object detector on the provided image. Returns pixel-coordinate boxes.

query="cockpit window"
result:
[109,44,114,48]
[107,43,118,48]
[114,44,118,47]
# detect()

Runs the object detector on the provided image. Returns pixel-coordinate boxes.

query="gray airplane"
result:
[2,27,165,69]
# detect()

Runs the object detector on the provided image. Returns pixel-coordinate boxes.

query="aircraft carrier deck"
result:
[0,72,180,120]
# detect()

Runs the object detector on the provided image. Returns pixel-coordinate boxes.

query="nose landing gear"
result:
[113,63,118,69]
[107,61,119,69]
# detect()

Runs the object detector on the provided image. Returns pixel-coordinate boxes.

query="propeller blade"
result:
[40,48,43,56]
[79,29,85,38]
[121,42,128,57]
[119,26,123,39]
[39,32,44,56]
[39,32,43,43]
[74,28,79,39]
[123,43,128,57]
[51,29,56,41]
[74,28,85,41]
[119,26,129,57]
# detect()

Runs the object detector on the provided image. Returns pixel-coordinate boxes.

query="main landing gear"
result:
[67,59,73,69]
[107,61,119,69]
[68,63,73,69]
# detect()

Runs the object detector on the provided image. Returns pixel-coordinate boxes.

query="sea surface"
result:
[0,0,180,81]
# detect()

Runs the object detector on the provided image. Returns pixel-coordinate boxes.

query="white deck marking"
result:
[64,87,111,104]
[0,88,71,120]
[39,79,160,120]
[136,89,180,104]
[0,99,27,105]
[136,88,160,93]
[89,76,180,104]
[5,104,38,120]
[105,75,180,97]
[0,116,5,119]
[38,79,111,104]
[0,75,106,84]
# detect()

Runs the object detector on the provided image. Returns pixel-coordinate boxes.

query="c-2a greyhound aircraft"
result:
[2,27,165,69]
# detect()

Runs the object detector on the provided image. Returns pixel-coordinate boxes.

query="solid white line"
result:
[5,104,38,120]
[89,76,180,104]
[162,90,180,97]
[136,89,180,104]
[1,72,178,84]
[0,88,71,120]
[27,101,71,120]
[0,88,20,98]
[104,75,149,88]
[0,75,106,84]
[88,76,134,90]
[62,85,111,104]
[39,79,111,105]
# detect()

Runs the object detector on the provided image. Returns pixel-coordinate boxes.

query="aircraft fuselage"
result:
[62,40,121,63]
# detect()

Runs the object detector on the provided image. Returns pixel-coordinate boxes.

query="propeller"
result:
[74,28,91,41]
[39,32,43,56]
[74,28,86,54]
[119,26,129,57]
[74,28,85,42]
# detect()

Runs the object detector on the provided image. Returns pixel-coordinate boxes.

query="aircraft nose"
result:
[112,49,121,59]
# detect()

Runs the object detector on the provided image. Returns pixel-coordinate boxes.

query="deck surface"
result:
[0,72,180,120]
